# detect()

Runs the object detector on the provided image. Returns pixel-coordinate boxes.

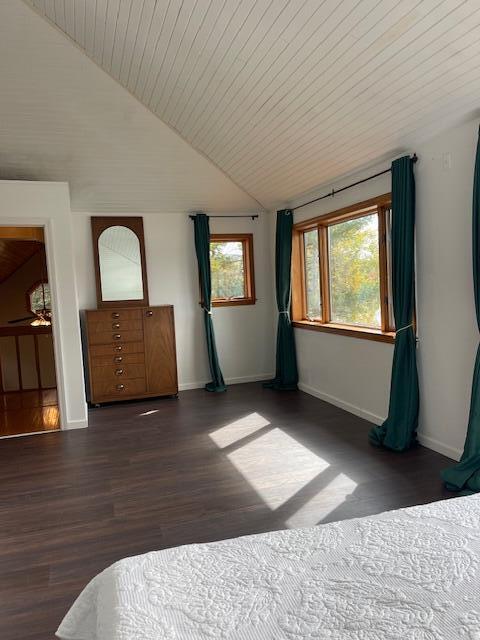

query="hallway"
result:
[0,388,59,437]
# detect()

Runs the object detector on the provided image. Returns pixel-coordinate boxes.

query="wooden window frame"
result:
[292,194,396,343]
[209,233,256,307]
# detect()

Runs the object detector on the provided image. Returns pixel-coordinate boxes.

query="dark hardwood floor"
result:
[0,383,454,639]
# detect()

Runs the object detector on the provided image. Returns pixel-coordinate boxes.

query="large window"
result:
[292,194,395,342]
[209,234,255,306]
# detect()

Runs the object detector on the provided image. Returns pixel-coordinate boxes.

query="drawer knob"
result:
[115,368,124,376]
[115,345,123,352]
[112,322,120,329]
[146,310,153,317]
[116,384,125,391]
[113,334,121,340]
[114,356,123,363]
[112,312,120,319]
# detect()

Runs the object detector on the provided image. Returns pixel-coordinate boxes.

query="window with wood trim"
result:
[209,234,255,306]
[292,194,396,343]
[28,281,51,315]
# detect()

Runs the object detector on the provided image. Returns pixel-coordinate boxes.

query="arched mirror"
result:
[91,217,149,308]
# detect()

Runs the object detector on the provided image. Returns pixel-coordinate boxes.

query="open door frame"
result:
[0,180,88,431]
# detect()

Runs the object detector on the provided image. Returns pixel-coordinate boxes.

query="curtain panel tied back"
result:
[442,128,480,492]
[264,209,298,391]
[193,213,226,393]
[369,156,419,451]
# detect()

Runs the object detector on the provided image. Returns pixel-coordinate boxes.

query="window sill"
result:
[211,298,256,307]
[292,320,395,343]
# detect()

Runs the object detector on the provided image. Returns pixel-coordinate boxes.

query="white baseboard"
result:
[226,373,274,385]
[0,420,87,438]
[417,434,462,461]
[298,381,460,462]
[179,381,207,391]
[62,419,88,430]
[179,373,274,392]
[0,429,61,440]
[298,382,385,425]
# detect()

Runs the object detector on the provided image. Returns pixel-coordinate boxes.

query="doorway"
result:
[0,226,59,437]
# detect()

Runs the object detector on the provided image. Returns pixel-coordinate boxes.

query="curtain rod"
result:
[292,153,418,212]
[189,214,259,220]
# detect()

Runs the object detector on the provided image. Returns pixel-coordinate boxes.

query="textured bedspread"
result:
[57,494,480,639]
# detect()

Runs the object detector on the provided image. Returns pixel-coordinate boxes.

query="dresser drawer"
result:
[82,305,178,403]
[90,342,144,357]
[89,330,144,345]
[86,309,142,323]
[92,377,146,400]
[91,363,146,381]
[88,320,143,334]
[91,352,145,367]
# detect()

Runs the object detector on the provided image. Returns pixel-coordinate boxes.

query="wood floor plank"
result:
[0,389,59,436]
[0,383,454,639]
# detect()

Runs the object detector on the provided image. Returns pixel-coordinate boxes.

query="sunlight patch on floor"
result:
[42,406,60,428]
[209,412,270,448]
[225,426,329,509]
[285,473,358,528]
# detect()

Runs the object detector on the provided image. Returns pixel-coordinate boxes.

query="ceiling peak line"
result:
[20,0,266,212]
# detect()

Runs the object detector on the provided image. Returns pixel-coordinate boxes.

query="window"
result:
[209,234,255,306]
[292,194,396,342]
[328,213,381,328]
[303,229,321,320]
[28,281,51,314]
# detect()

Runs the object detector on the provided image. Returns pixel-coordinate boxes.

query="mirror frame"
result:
[91,216,149,308]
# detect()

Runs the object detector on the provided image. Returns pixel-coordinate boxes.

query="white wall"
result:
[0,180,87,430]
[288,164,394,425]
[415,119,478,460]
[287,116,480,460]
[72,212,275,389]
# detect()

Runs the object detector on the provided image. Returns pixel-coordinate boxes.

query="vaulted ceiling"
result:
[0,0,260,213]
[8,1,480,210]
[0,240,42,284]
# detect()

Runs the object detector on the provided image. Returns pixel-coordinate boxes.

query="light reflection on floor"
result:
[285,473,358,527]
[0,388,59,437]
[209,412,270,448]
[209,412,356,523]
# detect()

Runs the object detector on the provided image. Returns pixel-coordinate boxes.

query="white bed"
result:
[57,494,480,640]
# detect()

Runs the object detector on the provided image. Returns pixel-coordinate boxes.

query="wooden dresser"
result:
[81,306,178,405]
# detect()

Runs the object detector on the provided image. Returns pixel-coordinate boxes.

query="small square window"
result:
[209,234,255,306]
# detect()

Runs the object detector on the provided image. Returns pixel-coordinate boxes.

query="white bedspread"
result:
[57,494,480,640]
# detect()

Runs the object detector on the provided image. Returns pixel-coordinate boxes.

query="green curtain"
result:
[369,156,419,451]
[264,209,298,391]
[193,213,226,393]
[442,129,480,492]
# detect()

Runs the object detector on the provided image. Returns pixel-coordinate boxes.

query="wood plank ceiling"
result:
[1,0,261,214]
[24,0,480,208]
[0,240,42,284]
